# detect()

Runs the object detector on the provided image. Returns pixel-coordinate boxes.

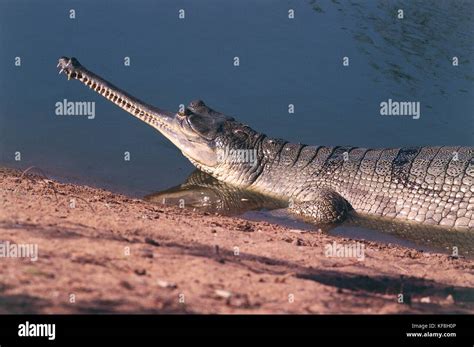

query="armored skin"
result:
[57,57,474,232]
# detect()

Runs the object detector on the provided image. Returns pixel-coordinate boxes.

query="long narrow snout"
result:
[57,56,177,134]
[57,56,222,169]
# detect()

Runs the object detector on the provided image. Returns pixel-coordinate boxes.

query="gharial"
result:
[57,57,474,232]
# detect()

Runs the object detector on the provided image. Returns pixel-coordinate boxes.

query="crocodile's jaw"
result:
[57,57,219,168]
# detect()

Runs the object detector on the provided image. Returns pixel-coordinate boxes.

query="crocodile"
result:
[57,57,474,233]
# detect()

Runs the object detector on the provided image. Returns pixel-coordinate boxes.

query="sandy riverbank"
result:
[0,167,472,313]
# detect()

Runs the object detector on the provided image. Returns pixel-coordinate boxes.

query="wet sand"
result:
[0,167,472,313]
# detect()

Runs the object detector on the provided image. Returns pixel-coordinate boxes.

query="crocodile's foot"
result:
[57,56,82,80]
[289,188,352,228]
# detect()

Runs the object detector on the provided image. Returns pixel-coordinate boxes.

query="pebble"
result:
[215,289,232,299]
[157,280,177,289]
[445,294,455,304]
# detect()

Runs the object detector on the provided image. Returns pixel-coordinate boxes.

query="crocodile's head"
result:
[171,99,237,168]
[57,57,265,185]
[158,99,265,185]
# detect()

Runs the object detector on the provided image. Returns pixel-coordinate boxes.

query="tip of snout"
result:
[57,56,81,68]
[57,56,70,65]
[57,56,82,79]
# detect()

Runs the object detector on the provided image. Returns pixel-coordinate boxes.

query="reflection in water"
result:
[346,214,473,257]
[144,170,287,215]
[145,170,473,257]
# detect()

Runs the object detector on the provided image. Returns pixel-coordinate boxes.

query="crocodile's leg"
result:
[288,188,352,226]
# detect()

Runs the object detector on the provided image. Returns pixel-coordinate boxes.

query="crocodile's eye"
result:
[186,111,227,141]
[233,128,250,139]
[188,113,215,136]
